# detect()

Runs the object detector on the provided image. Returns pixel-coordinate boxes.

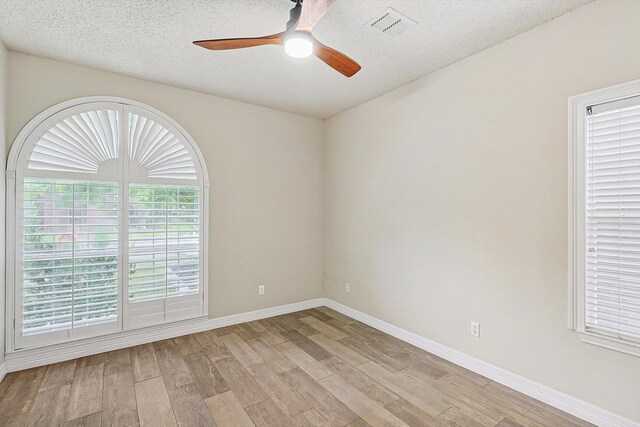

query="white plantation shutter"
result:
[585,95,640,342]
[128,184,200,301]
[127,184,201,328]
[20,178,119,346]
[10,99,208,350]
[124,106,203,328]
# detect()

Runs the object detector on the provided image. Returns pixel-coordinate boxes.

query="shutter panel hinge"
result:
[586,106,593,116]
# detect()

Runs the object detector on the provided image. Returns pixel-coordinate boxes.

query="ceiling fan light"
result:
[284,37,313,59]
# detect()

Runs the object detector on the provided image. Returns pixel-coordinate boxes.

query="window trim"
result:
[568,79,640,357]
[5,96,210,353]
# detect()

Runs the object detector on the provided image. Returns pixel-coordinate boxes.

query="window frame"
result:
[5,96,210,352]
[568,79,640,357]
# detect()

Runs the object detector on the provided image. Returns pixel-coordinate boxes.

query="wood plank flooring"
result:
[0,308,593,427]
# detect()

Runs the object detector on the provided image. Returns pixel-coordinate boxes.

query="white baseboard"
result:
[4,298,324,373]
[322,298,639,427]
[0,361,7,383]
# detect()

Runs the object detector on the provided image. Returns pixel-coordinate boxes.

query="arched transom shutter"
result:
[29,110,119,173]
[128,113,197,180]
[12,100,207,349]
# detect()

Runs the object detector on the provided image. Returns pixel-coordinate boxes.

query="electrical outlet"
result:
[345,282,350,293]
[471,321,480,337]
[258,285,265,295]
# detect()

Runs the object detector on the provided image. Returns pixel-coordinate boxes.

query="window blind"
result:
[585,96,640,342]
[22,179,119,335]
[128,184,200,303]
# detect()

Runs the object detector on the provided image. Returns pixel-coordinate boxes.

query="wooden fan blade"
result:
[193,33,284,50]
[295,0,335,32]
[313,41,361,77]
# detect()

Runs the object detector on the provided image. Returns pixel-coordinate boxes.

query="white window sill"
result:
[576,331,640,358]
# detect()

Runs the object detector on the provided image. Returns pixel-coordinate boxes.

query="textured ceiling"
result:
[0,0,591,118]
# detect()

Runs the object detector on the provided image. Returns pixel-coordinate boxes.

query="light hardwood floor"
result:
[0,307,592,427]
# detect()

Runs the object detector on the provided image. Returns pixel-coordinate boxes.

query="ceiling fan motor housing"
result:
[287,0,303,30]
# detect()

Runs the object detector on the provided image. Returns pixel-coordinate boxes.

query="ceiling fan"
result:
[193,0,361,77]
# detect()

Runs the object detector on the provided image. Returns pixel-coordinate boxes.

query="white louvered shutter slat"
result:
[585,97,640,342]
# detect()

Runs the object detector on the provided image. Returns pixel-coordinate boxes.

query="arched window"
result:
[6,97,209,349]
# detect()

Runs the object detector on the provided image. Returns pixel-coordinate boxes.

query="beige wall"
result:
[0,41,7,366]
[7,52,324,318]
[324,0,640,422]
